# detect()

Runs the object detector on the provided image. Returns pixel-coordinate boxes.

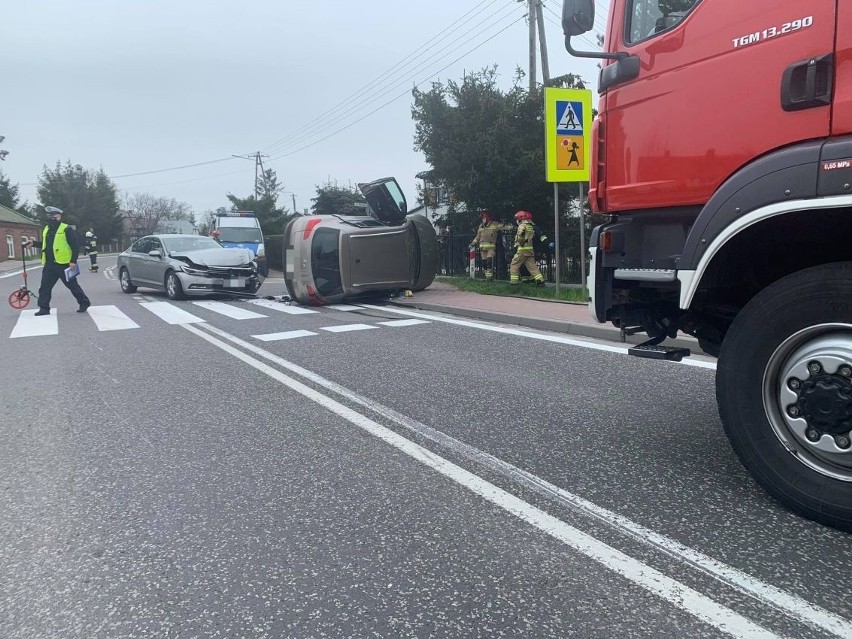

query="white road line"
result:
[360,304,717,370]
[139,302,205,325]
[325,304,363,311]
[191,300,267,320]
[183,322,781,639]
[87,305,140,331]
[0,264,42,279]
[377,319,431,327]
[320,323,377,333]
[196,322,852,639]
[252,329,317,342]
[248,299,318,315]
[10,310,58,338]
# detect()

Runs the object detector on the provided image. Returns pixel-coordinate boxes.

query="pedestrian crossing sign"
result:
[545,88,592,182]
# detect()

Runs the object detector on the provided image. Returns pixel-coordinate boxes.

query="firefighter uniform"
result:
[509,211,544,285]
[84,229,98,272]
[471,212,512,280]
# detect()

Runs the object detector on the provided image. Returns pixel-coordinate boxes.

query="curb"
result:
[389,300,701,353]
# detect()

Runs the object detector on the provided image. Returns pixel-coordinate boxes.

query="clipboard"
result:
[64,264,80,282]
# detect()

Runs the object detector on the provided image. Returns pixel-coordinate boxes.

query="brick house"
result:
[0,204,40,263]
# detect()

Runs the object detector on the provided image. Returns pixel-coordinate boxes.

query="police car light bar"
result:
[217,211,256,217]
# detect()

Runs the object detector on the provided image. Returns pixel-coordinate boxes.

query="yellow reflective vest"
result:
[41,223,73,264]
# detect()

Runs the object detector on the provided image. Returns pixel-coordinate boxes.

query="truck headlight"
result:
[256,243,265,258]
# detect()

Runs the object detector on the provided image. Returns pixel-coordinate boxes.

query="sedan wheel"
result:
[119,267,137,293]
[165,271,185,300]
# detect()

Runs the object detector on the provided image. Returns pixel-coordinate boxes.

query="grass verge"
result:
[436,275,588,303]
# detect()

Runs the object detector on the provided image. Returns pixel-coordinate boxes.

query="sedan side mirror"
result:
[148,249,162,258]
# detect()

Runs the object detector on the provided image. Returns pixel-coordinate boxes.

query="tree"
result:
[226,167,293,235]
[411,66,588,235]
[36,161,122,240]
[0,169,20,210]
[122,193,192,240]
[310,181,365,216]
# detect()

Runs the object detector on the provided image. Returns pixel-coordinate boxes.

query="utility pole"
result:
[231,151,269,203]
[535,0,550,84]
[527,0,537,92]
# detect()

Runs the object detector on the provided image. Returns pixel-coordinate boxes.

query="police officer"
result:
[509,210,545,286]
[84,227,98,272]
[23,206,91,315]
[470,210,512,281]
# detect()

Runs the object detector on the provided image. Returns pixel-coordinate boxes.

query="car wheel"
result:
[119,267,137,293]
[165,270,185,300]
[716,262,852,531]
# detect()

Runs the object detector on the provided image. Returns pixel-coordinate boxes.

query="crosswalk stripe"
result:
[377,319,431,327]
[252,329,317,342]
[139,302,205,325]
[320,324,377,333]
[10,310,58,338]
[325,304,362,311]
[248,299,318,315]
[191,301,267,320]
[88,305,140,331]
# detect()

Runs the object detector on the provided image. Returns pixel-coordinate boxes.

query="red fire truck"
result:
[561,0,852,530]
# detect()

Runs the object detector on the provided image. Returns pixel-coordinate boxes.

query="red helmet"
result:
[514,210,532,221]
[480,210,492,221]
[211,229,221,237]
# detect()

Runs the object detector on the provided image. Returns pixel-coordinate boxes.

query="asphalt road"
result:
[0,256,850,639]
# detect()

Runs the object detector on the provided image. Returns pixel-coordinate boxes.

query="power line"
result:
[263,0,520,155]
[110,157,236,179]
[267,15,526,162]
[261,0,505,155]
[268,6,523,155]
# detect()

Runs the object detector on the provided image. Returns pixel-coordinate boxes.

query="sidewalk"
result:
[387,279,699,352]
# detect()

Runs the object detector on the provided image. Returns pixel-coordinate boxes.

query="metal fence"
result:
[438,232,586,284]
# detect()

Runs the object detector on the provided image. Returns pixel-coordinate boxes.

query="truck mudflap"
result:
[587,225,608,323]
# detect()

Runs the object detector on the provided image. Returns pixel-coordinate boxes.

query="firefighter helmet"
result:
[480,210,492,221]
[514,210,532,221]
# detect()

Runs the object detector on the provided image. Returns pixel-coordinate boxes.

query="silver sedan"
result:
[117,234,262,299]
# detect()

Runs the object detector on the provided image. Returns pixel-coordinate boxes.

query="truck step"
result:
[614,268,677,282]
[628,344,691,362]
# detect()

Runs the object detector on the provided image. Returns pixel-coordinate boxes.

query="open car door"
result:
[357,177,408,225]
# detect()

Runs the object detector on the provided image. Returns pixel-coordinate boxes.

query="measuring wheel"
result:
[8,287,31,310]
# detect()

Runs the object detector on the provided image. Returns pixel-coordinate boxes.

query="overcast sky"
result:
[2,0,605,222]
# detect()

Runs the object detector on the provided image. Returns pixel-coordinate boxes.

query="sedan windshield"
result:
[162,236,221,252]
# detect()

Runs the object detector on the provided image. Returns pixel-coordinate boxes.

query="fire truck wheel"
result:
[717,262,852,532]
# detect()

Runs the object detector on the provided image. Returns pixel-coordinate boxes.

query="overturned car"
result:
[117,234,263,299]
[283,177,438,305]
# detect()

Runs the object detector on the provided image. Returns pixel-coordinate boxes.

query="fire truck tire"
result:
[717,262,852,532]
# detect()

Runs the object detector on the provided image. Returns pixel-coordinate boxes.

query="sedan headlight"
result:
[180,264,208,276]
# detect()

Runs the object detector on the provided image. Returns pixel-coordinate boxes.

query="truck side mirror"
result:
[562,0,594,36]
[562,0,629,61]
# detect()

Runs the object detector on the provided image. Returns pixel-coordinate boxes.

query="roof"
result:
[0,203,40,228]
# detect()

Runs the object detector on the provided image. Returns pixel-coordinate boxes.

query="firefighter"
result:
[211,229,222,244]
[509,210,544,286]
[470,210,512,281]
[84,228,98,272]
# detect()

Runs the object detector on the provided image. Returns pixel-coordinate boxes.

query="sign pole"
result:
[579,182,586,291]
[554,182,560,295]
